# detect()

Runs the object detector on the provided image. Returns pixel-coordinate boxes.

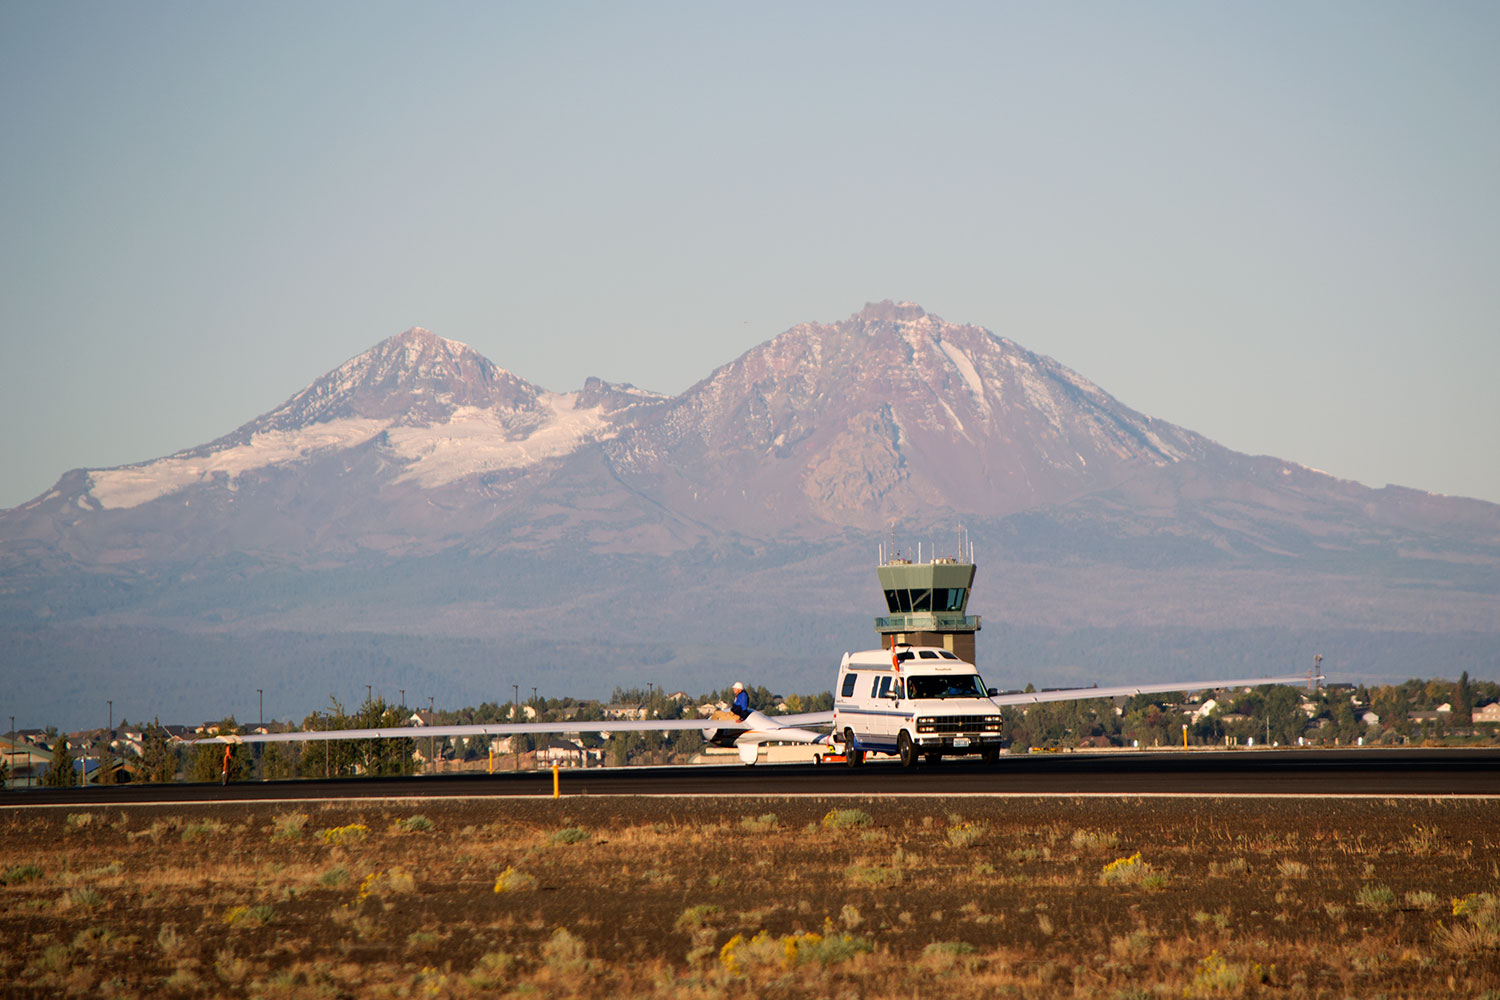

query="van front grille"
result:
[916,715,1002,734]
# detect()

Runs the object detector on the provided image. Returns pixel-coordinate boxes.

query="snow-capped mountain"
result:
[6,303,1499,559]
[73,328,659,511]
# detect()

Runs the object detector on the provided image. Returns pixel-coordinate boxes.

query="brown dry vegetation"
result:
[2,796,1498,998]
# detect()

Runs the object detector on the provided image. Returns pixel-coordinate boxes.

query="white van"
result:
[831,645,1004,766]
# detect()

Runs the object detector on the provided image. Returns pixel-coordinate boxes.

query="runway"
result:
[6,747,1499,806]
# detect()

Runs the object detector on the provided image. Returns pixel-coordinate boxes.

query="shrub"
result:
[541,927,589,975]
[1277,859,1310,879]
[922,939,978,973]
[675,904,722,929]
[948,821,987,847]
[1100,852,1168,889]
[2,864,43,885]
[549,827,591,845]
[821,808,872,830]
[720,924,871,976]
[1403,824,1442,856]
[222,904,275,928]
[318,823,370,847]
[1070,828,1120,852]
[66,887,104,912]
[739,813,778,832]
[845,863,903,886]
[466,951,515,990]
[181,820,227,842]
[1357,884,1396,910]
[1187,951,1266,997]
[157,924,191,960]
[357,867,416,901]
[270,812,308,840]
[407,930,441,951]
[65,812,97,831]
[318,867,350,887]
[493,867,538,893]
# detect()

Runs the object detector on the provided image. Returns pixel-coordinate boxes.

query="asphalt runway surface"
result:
[6,748,1499,806]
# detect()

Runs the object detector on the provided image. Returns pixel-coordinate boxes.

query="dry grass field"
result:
[2,795,1498,998]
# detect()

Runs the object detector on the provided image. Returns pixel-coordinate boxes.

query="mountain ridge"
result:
[2,302,1496,728]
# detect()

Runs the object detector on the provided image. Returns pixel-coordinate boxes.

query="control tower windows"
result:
[883,588,968,613]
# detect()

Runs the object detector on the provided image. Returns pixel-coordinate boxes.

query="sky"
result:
[3,2,1498,510]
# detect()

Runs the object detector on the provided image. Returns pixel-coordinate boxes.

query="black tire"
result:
[924,751,942,764]
[844,729,863,767]
[898,731,918,768]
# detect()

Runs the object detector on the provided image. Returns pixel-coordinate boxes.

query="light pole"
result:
[256,689,264,781]
[429,697,435,774]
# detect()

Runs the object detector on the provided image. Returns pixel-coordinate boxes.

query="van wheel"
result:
[843,729,863,767]
[898,732,918,768]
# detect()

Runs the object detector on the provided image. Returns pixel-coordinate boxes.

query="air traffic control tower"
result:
[875,544,981,664]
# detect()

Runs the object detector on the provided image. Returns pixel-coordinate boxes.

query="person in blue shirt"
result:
[731,682,751,721]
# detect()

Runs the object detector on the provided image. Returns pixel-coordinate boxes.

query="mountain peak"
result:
[853,300,931,325]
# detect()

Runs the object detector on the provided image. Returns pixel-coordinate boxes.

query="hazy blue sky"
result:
[3,2,1497,509]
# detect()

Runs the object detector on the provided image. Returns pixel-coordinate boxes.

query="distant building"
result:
[1474,702,1500,725]
[536,739,600,767]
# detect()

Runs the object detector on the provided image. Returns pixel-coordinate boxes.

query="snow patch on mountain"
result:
[85,390,622,508]
[937,340,989,413]
[387,393,617,486]
[90,418,390,509]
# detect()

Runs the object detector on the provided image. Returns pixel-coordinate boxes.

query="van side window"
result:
[877,676,892,698]
[870,677,881,698]
[840,673,857,698]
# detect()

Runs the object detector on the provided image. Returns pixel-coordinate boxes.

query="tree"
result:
[262,742,298,780]
[42,734,77,787]
[140,718,178,782]
[298,696,413,778]
[96,740,117,784]
[1456,671,1474,726]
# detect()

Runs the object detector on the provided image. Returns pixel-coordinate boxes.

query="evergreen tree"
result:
[1456,671,1474,726]
[43,734,77,787]
[141,718,178,783]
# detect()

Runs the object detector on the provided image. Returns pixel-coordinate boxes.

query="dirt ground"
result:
[2,794,1498,998]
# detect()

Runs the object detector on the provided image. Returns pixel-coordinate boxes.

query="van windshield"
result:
[906,675,990,700]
